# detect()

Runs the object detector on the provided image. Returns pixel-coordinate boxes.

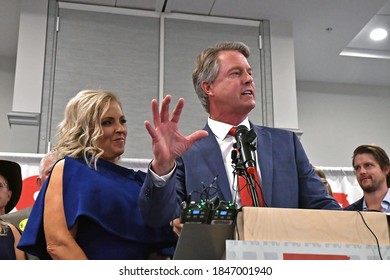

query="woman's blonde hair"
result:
[52,89,122,169]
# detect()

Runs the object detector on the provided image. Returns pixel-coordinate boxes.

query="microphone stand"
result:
[231,129,261,207]
[245,169,261,207]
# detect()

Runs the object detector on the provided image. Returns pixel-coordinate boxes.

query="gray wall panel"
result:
[39,7,271,159]
[48,8,159,158]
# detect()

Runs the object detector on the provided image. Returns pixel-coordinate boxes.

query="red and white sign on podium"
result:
[228,207,390,260]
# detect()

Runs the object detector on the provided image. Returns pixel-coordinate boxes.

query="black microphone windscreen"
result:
[235,125,249,137]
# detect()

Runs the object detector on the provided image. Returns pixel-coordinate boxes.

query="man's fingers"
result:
[160,95,172,123]
[187,130,209,144]
[144,120,157,139]
[151,99,161,127]
[170,98,184,124]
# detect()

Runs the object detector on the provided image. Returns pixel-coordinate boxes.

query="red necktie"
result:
[229,127,265,207]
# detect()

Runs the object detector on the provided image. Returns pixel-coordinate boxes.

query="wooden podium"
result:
[236,207,390,245]
[228,207,390,259]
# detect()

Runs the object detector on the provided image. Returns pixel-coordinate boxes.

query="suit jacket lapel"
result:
[252,123,273,206]
[193,125,233,201]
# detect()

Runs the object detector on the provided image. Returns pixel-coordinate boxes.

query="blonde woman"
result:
[18,90,176,260]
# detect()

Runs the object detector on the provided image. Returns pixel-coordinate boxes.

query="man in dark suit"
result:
[140,41,340,229]
[344,144,390,212]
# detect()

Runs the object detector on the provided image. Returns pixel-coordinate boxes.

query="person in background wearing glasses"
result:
[1,152,56,230]
[0,160,25,259]
[1,152,57,260]
[344,144,390,212]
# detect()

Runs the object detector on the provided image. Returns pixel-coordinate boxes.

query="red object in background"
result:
[15,175,40,210]
[333,192,350,208]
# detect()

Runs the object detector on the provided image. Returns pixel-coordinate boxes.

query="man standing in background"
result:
[344,144,390,212]
[0,152,56,233]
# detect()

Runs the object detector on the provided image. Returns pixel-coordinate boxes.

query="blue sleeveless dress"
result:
[0,223,16,259]
[18,156,176,260]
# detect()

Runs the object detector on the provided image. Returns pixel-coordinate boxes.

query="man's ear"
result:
[384,164,390,177]
[201,81,213,97]
[7,190,12,201]
[36,177,42,188]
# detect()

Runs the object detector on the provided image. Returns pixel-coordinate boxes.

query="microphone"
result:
[231,148,238,165]
[234,125,257,175]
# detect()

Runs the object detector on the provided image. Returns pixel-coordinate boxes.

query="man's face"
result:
[206,50,256,121]
[0,175,11,213]
[353,153,389,193]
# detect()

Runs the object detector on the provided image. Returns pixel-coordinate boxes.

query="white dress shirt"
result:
[362,188,390,213]
[207,117,254,207]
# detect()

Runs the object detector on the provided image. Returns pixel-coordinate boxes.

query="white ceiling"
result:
[1,0,389,87]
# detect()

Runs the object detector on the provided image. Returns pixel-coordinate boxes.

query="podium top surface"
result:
[236,207,390,246]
